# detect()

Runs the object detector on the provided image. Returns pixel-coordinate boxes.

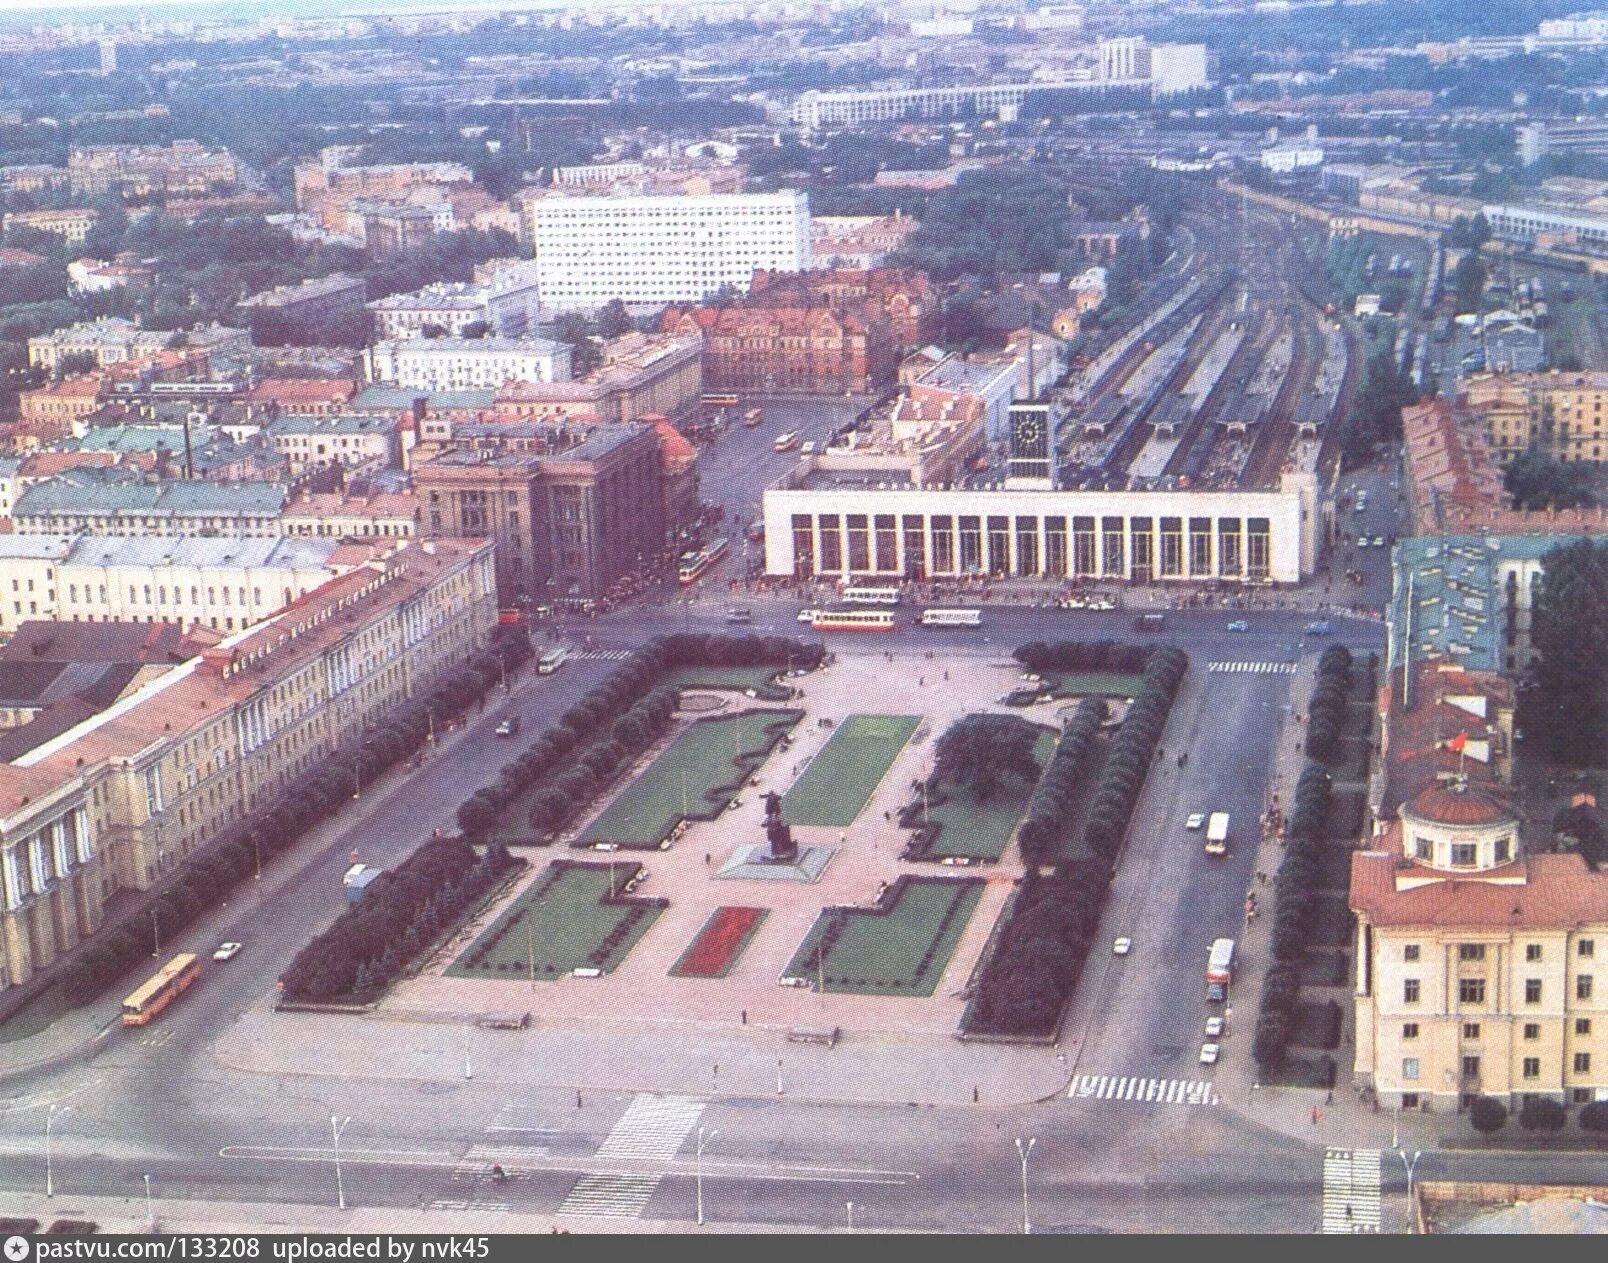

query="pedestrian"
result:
[840,831,847,845]
[943,670,949,682]
[1326,1090,1334,1106]
[918,676,925,687]
[1311,1105,1321,1126]
[704,852,711,866]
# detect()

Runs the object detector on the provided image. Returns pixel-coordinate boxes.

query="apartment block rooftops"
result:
[14,479,287,520]
[0,538,488,807]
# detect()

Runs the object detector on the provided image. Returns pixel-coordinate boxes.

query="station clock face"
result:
[1015,411,1046,456]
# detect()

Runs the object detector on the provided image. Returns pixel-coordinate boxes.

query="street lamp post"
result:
[46,1103,70,1197]
[331,1115,352,1211]
[1015,1136,1036,1235]
[776,1058,784,1096]
[1397,1149,1423,1232]
[463,1025,473,1080]
[695,1126,718,1226]
[143,1173,154,1233]
[846,1201,855,1232]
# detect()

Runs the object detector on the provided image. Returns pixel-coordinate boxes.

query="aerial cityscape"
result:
[0,0,1607,1238]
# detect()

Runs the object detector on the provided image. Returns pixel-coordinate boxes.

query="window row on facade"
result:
[787,511,1274,580]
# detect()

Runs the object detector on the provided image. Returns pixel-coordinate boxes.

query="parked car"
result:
[1305,620,1331,635]
[1371,536,1387,547]
[1185,813,1207,830]
[1199,1042,1221,1065]
[1227,620,1249,632]
[1112,937,1133,956]
[494,716,521,738]
[213,941,243,962]
[1206,982,1228,1003]
[1204,1016,1224,1038]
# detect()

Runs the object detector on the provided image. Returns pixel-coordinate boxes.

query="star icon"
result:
[5,1236,31,1261]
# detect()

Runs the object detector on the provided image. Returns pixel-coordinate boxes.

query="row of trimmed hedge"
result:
[455,635,823,844]
[1014,640,1157,676]
[55,626,534,1006]
[1304,645,1354,765]
[964,647,1188,1038]
[1016,697,1109,868]
[281,838,522,1003]
[1254,760,1335,1074]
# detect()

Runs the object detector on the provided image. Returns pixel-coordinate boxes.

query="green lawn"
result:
[581,710,800,848]
[663,665,787,694]
[447,862,661,978]
[1049,672,1144,699]
[782,878,984,996]
[921,730,1056,860]
[782,714,920,828]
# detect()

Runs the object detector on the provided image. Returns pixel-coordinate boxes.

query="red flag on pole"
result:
[1448,731,1468,753]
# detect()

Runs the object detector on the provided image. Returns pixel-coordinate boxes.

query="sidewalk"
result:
[0,1191,818,1236]
[1212,655,1442,1158]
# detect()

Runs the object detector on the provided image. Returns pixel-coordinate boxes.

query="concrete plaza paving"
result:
[211,651,1074,1108]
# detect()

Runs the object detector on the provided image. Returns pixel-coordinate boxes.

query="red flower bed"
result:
[674,906,766,978]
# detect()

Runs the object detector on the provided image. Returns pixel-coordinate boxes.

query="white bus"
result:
[1205,812,1230,856]
[840,585,902,606]
[920,608,983,628]
[1206,937,1236,985]
[537,647,569,675]
[810,608,896,632]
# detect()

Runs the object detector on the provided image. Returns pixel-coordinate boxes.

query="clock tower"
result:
[1005,402,1055,489]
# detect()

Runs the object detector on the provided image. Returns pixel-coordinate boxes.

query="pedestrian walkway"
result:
[594,1094,705,1160]
[1321,1147,1382,1233]
[1068,1073,1219,1106]
[1207,661,1298,675]
[570,649,636,661]
[551,1094,706,1220]
[558,1174,664,1219]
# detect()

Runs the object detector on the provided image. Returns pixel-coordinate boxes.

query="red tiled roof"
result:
[1406,781,1513,826]
[1352,849,1608,928]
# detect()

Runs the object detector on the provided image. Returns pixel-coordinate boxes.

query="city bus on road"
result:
[702,393,739,409]
[810,608,896,632]
[773,431,801,452]
[122,953,201,1027]
[743,408,764,428]
[840,585,902,606]
[537,647,569,675]
[1205,812,1230,856]
[1206,937,1236,986]
[920,608,983,628]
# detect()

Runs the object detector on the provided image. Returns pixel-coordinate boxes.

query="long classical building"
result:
[518,189,811,310]
[0,534,375,634]
[364,337,572,393]
[0,537,497,997]
[763,464,1318,584]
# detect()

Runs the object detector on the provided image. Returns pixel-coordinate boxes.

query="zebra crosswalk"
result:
[1321,1147,1382,1233]
[429,1197,510,1213]
[558,1174,662,1219]
[556,1094,706,1219]
[1208,660,1298,675]
[1069,1074,1219,1106]
[569,648,635,661]
[594,1094,706,1160]
[453,1142,552,1179]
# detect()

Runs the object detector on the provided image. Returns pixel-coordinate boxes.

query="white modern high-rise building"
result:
[519,189,811,310]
